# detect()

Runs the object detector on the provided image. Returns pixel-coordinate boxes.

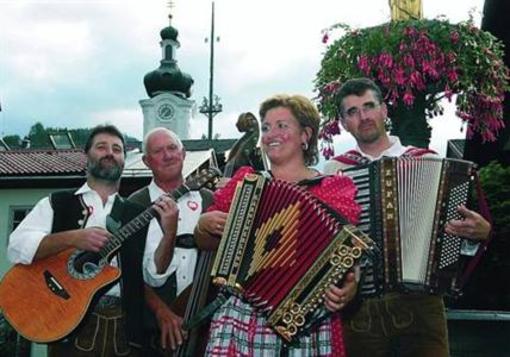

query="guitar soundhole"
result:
[68,250,106,280]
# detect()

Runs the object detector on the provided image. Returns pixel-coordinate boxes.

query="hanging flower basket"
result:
[316,17,509,158]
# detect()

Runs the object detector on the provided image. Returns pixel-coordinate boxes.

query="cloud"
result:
[89,106,143,138]
[0,0,485,148]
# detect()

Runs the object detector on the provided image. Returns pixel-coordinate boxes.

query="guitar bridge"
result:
[44,270,70,299]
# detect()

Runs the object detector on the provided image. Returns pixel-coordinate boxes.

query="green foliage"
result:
[451,161,510,310]
[478,161,510,233]
[2,124,141,150]
[28,122,52,148]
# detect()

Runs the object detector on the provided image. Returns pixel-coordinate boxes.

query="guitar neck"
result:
[100,185,191,257]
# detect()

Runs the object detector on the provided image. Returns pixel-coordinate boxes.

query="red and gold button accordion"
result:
[210,173,377,341]
[342,157,476,297]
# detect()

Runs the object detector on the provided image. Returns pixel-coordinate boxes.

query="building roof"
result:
[123,149,216,178]
[0,149,86,176]
[0,146,218,178]
[183,139,236,152]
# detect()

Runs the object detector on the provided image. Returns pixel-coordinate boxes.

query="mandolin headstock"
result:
[185,167,222,191]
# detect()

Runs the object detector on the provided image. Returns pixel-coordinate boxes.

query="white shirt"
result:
[324,136,433,174]
[324,135,478,256]
[8,183,122,296]
[143,180,202,296]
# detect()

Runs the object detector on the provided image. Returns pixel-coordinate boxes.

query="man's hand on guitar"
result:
[155,304,187,351]
[324,271,358,312]
[71,227,112,252]
[153,196,179,236]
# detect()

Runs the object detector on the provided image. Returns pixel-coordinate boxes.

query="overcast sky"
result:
[0,0,484,159]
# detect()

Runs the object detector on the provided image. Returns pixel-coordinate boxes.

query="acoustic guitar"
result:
[0,168,221,343]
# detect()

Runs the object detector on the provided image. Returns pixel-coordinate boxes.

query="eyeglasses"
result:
[343,102,380,120]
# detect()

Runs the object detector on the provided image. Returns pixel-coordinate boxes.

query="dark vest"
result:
[128,186,213,332]
[50,189,148,347]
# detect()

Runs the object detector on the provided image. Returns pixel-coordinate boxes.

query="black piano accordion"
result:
[342,156,476,296]
[210,173,377,342]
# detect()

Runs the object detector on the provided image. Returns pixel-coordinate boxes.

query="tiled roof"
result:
[0,148,216,178]
[0,149,86,176]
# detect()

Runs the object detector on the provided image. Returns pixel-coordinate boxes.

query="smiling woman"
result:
[194,93,362,356]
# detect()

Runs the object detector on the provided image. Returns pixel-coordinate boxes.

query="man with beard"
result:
[7,125,176,356]
[324,78,491,356]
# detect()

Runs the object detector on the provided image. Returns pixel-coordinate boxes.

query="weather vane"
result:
[167,0,175,23]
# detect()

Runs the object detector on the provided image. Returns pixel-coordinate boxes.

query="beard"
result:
[87,156,123,182]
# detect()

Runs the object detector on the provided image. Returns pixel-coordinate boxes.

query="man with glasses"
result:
[325,78,491,356]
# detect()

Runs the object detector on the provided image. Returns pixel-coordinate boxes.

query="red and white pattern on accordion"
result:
[241,179,343,311]
[209,166,360,312]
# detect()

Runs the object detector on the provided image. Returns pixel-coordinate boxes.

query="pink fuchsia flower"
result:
[322,80,341,95]
[409,71,426,90]
[323,120,341,136]
[378,52,394,69]
[444,83,454,102]
[322,32,329,44]
[446,69,459,83]
[321,145,335,160]
[403,54,415,68]
[450,31,460,44]
[403,89,415,106]
[357,55,371,75]
[403,26,418,37]
[393,67,406,86]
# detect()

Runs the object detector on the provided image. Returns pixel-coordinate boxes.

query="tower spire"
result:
[167,0,175,25]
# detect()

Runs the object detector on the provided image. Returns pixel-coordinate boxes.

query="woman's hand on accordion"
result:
[324,271,358,312]
[445,204,491,241]
[194,211,228,251]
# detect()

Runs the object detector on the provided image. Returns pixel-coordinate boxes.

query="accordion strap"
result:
[458,171,493,287]
[183,292,228,330]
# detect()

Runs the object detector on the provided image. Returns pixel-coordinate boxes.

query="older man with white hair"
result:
[129,128,212,355]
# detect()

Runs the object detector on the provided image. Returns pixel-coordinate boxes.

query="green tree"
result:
[28,122,51,148]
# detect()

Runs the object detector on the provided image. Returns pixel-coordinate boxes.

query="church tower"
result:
[140,7,194,139]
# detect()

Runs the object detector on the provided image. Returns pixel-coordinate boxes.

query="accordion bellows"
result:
[343,157,476,296]
[211,174,376,341]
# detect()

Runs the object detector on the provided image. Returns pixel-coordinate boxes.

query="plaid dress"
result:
[206,166,360,356]
[206,295,346,356]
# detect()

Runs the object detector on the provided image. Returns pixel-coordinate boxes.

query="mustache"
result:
[100,155,116,162]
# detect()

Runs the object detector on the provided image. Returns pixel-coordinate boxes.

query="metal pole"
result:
[208,1,215,140]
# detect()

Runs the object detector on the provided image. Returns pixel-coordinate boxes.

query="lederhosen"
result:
[47,189,148,356]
